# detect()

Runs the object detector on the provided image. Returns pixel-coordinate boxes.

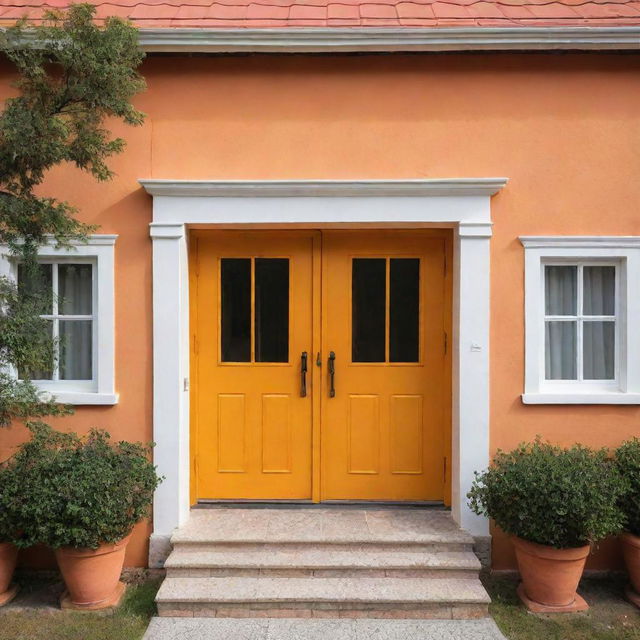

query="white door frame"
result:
[139,178,508,567]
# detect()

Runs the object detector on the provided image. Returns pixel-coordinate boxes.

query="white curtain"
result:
[545,265,615,381]
[58,265,93,380]
[583,266,615,380]
[545,266,577,379]
[545,321,576,380]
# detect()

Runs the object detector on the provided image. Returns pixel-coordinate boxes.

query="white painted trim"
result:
[521,236,640,249]
[523,393,640,405]
[150,222,191,547]
[39,391,119,405]
[520,236,640,405]
[138,27,640,54]
[143,178,507,563]
[139,179,508,198]
[0,235,118,406]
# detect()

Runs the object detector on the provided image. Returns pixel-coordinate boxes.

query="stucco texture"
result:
[1,52,639,569]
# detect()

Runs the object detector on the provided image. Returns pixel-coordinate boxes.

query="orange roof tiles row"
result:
[1,0,639,27]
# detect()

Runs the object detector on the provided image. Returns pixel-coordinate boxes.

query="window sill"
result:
[40,391,119,406]
[522,392,640,405]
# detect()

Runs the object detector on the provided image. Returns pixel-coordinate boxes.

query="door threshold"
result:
[194,500,314,509]
[194,500,447,510]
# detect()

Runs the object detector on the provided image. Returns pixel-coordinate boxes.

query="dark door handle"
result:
[328,351,336,398]
[301,351,308,397]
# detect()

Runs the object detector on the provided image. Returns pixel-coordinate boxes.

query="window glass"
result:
[545,321,577,380]
[59,264,92,315]
[221,258,251,363]
[583,266,615,316]
[18,263,52,315]
[583,321,615,380]
[59,320,92,380]
[544,263,617,383]
[255,258,289,363]
[545,266,577,316]
[20,320,54,381]
[352,258,386,363]
[390,258,420,363]
[18,262,94,381]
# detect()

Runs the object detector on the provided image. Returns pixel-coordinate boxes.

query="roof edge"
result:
[138,26,640,53]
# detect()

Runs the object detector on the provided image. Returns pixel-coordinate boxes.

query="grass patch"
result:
[0,573,162,640]
[484,573,640,640]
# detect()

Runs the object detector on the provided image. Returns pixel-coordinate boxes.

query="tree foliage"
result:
[0,4,145,427]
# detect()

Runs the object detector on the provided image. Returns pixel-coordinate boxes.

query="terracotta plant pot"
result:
[54,534,131,610]
[621,532,640,607]
[0,542,19,606]
[512,536,590,612]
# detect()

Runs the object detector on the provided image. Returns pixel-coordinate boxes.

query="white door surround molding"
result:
[140,178,508,567]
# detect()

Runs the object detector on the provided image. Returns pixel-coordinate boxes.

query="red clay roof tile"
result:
[1,0,640,28]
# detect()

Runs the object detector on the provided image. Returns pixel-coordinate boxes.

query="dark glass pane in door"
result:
[390,259,420,362]
[352,258,386,362]
[255,258,289,363]
[221,258,251,362]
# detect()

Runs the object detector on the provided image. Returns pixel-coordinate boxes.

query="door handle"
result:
[301,351,308,398]
[328,351,336,398]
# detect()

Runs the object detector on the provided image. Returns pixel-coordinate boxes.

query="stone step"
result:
[171,508,475,548]
[143,617,509,640]
[165,546,481,579]
[155,576,491,619]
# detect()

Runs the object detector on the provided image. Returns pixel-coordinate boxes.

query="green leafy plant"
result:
[0,457,21,542]
[467,438,626,549]
[6,423,162,549]
[0,4,145,428]
[615,438,640,536]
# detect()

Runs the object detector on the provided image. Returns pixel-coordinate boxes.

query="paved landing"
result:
[173,508,473,545]
[143,618,508,640]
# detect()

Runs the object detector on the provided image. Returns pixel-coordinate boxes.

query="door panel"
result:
[193,232,314,500]
[321,231,446,501]
[192,230,448,503]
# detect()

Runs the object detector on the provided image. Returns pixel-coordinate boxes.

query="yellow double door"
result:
[191,230,450,503]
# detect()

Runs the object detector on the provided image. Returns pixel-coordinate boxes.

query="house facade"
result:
[1,1,640,573]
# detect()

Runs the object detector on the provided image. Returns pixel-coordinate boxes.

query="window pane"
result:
[59,320,92,380]
[19,319,54,381]
[545,266,577,316]
[18,263,52,315]
[390,258,419,363]
[583,266,615,316]
[59,264,92,315]
[583,321,615,380]
[221,258,251,362]
[255,258,289,363]
[352,258,386,363]
[545,321,577,380]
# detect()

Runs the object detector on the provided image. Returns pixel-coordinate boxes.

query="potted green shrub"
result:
[11,424,161,610]
[0,459,20,606]
[615,438,640,608]
[468,439,625,613]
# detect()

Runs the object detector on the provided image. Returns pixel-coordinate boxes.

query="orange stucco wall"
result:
[1,52,639,570]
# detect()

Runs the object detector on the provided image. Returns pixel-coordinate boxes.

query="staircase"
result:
[155,507,490,619]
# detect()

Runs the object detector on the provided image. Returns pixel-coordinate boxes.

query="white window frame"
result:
[0,235,118,405]
[521,236,640,404]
